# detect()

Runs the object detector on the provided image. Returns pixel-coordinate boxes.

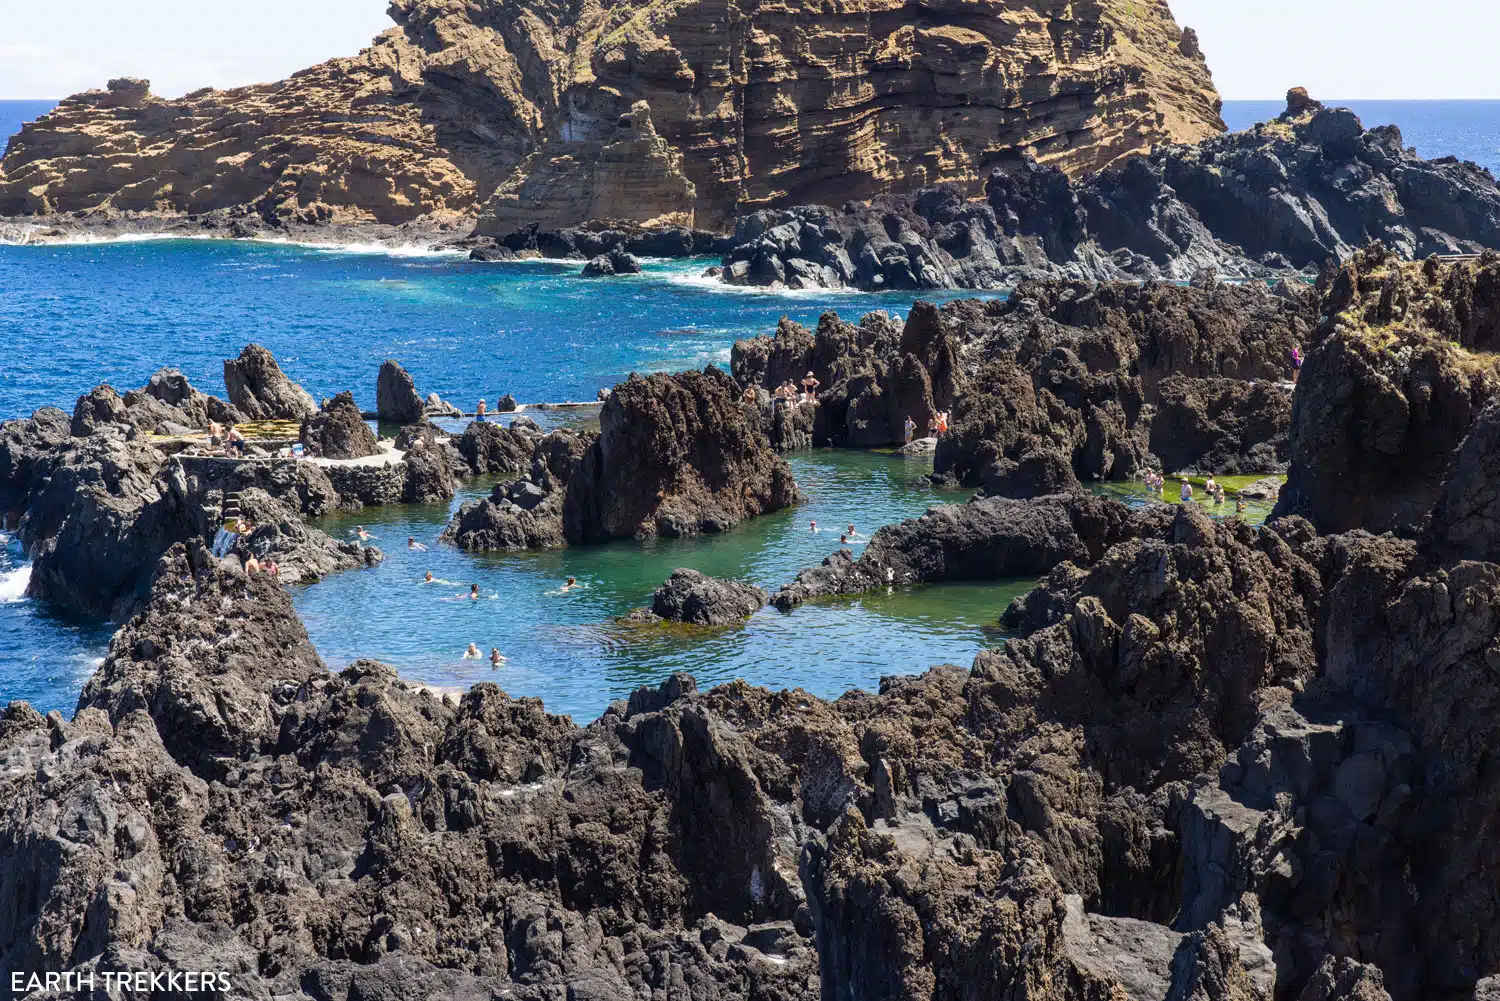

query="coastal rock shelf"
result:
[0,2,1219,231]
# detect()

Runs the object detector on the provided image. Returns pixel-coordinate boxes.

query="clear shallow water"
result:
[295,449,1027,722]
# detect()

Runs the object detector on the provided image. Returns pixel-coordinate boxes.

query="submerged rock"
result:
[223,343,317,420]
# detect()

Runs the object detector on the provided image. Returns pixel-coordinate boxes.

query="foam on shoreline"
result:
[0,564,32,603]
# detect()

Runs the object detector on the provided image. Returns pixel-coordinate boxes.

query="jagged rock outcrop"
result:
[376,360,426,424]
[1275,247,1500,534]
[717,91,1500,290]
[0,406,70,525]
[734,279,1313,485]
[8,422,377,618]
[441,431,588,550]
[633,569,768,626]
[563,369,802,543]
[300,391,380,460]
[445,369,801,550]
[0,1,1221,232]
[224,344,317,421]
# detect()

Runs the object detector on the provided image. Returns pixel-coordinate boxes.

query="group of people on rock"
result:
[756,371,822,408]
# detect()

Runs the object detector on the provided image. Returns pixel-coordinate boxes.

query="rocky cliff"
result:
[0,0,1222,231]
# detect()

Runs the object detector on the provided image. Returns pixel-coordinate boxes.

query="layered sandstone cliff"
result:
[0,0,1222,230]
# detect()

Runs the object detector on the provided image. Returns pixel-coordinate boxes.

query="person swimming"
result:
[810,520,819,533]
[1236,497,1248,514]
[408,537,427,551]
[846,524,859,537]
[561,576,579,592]
[469,584,480,601]
[355,526,372,541]
[422,571,435,584]
[490,648,506,667]
[463,643,481,660]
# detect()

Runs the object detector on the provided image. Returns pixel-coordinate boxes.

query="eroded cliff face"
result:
[0,0,1222,229]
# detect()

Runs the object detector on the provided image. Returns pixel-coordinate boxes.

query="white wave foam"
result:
[0,564,31,603]
[656,269,879,299]
[0,229,468,259]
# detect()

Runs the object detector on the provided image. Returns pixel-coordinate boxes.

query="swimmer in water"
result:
[561,577,578,592]
[463,643,481,659]
[422,571,435,584]
[810,520,819,533]
[355,526,372,542]
[408,537,427,551]
[847,524,859,537]
[490,648,506,667]
[469,584,480,601]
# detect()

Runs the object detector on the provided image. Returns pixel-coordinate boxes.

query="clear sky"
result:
[0,0,1496,101]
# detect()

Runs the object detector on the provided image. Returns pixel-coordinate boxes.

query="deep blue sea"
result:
[0,97,1488,720]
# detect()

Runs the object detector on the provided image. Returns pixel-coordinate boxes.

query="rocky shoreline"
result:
[5,249,1500,999]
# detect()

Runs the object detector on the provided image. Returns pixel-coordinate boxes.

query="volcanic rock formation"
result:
[445,369,801,550]
[223,344,318,421]
[716,91,1500,290]
[0,1,1222,232]
[300,391,381,460]
[734,278,1313,484]
[376,360,426,424]
[1274,246,1500,534]
[638,569,769,626]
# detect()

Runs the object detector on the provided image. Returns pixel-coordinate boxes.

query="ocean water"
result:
[0,238,1017,718]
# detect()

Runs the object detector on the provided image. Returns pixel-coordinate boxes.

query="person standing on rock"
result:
[476,399,488,422]
[904,416,917,444]
[1291,346,1304,383]
[801,371,820,404]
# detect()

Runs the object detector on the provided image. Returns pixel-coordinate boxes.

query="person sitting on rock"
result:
[227,425,248,456]
[742,386,758,406]
[243,554,262,574]
[265,559,280,577]
[463,643,482,659]
[904,416,917,443]
[490,648,507,667]
[801,371,820,404]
